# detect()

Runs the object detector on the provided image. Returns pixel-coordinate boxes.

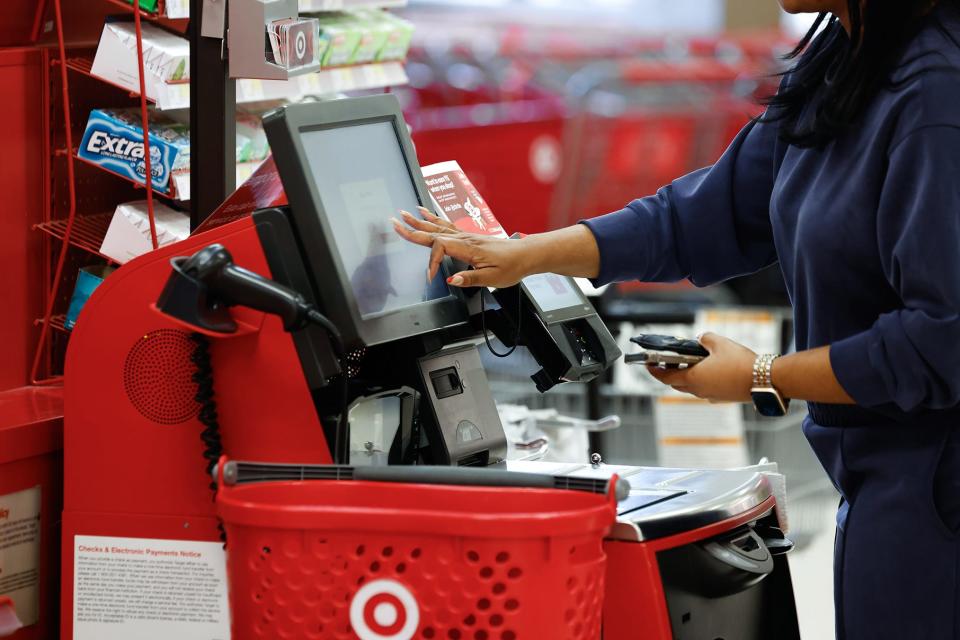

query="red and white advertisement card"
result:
[422,161,509,238]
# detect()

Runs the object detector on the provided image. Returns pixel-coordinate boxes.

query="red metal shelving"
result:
[32,0,163,383]
[36,314,69,334]
[101,0,189,31]
[34,212,119,264]
[74,152,185,202]
[62,56,141,102]
[62,54,190,105]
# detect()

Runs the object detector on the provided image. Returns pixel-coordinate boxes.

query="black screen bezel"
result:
[263,95,469,349]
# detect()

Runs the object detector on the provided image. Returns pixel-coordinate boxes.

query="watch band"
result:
[752,354,780,389]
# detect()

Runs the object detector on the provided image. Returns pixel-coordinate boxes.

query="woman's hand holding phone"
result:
[645,333,757,403]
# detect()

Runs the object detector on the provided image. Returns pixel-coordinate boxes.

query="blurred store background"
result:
[4,0,831,636]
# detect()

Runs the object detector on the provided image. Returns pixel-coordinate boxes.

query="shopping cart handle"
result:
[358,466,630,502]
[0,597,23,637]
[217,461,631,502]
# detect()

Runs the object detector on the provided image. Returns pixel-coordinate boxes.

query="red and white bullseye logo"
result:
[295,31,307,59]
[350,579,420,640]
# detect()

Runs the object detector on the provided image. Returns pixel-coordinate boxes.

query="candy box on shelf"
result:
[377,11,414,61]
[78,108,190,195]
[319,15,363,67]
[65,265,116,331]
[91,19,190,109]
[346,11,391,65]
[99,200,190,264]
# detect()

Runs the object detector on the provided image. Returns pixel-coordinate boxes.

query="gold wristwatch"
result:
[751,354,789,417]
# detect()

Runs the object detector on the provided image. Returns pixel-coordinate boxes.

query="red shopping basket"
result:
[216,462,618,640]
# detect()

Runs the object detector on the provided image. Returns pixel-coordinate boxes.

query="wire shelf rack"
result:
[34,212,118,264]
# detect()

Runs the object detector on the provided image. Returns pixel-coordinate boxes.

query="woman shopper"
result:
[395,1,960,637]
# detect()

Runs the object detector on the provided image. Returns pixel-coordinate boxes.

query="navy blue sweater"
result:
[583,7,960,427]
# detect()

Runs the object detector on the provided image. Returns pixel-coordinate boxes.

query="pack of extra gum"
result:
[78,108,190,196]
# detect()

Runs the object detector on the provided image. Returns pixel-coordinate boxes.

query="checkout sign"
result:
[349,579,421,640]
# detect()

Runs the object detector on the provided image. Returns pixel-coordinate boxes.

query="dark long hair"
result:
[765,0,960,148]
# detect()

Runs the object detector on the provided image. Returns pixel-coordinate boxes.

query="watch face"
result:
[752,390,787,417]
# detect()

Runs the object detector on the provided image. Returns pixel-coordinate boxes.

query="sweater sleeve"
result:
[580,116,780,286]
[831,125,960,412]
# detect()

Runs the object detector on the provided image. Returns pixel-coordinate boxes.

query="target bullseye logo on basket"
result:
[350,579,420,640]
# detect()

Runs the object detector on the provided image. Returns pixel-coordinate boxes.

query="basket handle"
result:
[216,460,630,502]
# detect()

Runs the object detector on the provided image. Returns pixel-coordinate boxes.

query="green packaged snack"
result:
[127,0,160,12]
[348,11,391,65]
[376,12,415,62]
[319,15,362,68]
[236,113,270,162]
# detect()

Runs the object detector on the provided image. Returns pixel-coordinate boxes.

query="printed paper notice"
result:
[0,486,41,626]
[73,536,229,640]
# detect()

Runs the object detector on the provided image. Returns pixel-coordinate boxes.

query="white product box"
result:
[100,201,190,264]
[91,20,190,110]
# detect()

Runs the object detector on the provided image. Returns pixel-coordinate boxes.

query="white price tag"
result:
[300,0,344,10]
[333,67,355,92]
[164,0,189,18]
[160,83,190,110]
[363,63,388,89]
[300,72,321,95]
[238,78,264,102]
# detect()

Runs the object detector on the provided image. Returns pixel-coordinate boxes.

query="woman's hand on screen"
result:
[392,207,531,289]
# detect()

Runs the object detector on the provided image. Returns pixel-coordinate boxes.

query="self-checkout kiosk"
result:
[60,94,798,639]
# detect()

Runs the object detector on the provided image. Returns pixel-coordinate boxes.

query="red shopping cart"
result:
[550,59,762,229]
[216,461,619,640]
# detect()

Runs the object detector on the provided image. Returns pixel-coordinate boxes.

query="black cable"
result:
[305,308,349,459]
[191,333,223,493]
[481,286,524,358]
[190,332,227,545]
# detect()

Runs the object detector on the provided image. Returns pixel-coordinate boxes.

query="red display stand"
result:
[0,387,64,640]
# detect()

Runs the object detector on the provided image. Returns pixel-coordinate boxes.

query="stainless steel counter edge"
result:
[610,471,772,542]
[506,461,775,543]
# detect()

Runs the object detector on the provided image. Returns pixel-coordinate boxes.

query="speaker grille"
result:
[123,329,200,425]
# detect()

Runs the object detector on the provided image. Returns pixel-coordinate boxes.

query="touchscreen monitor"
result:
[300,122,450,319]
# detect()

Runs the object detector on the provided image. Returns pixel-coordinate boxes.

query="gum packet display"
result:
[78,108,190,195]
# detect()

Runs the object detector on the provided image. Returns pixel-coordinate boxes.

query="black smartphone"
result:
[625,334,709,369]
[630,334,710,357]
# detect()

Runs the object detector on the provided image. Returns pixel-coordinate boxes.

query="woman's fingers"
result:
[447,268,494,288]
[400,209,450,235]
[417,206,458,232]
[648,366,686,384]
[427,239,449,282]
[391,217,435,246]
[426,235,476,281]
